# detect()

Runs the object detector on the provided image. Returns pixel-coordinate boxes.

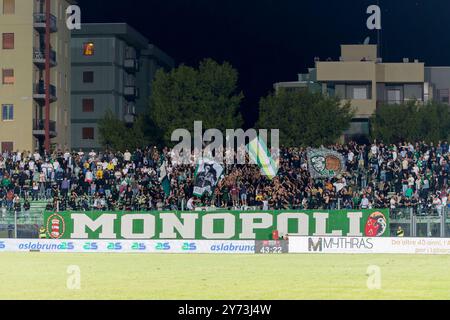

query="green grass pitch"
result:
[1,253,450,300]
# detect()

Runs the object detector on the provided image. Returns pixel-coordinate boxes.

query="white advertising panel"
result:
[0,239,255,254]
[289,237,450,255]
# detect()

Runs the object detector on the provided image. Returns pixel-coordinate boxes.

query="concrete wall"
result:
[0,0,34,152]
[341,44,377,62]
[71,32,138,150]
[0,0,71,153]
[52,0,72,151]
[71,25,174,150]
[376,63,424,83]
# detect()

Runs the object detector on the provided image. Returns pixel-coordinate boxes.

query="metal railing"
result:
[33,119,56,132]
[34,81,57,97]
[33,13,57,31]
[33,47,57,64]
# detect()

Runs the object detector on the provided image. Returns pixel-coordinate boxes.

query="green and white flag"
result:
[159,160,171,197]
[247,137,279,180]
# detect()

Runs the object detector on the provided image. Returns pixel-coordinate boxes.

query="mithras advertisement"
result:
[289,237,450,255]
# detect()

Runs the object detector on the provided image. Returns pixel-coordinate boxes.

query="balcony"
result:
[33,119,57,138]
[124,103,136,124]
[33,48,57,67]
[33,13,58,33]
[124,85,139,100]
[124,114,136,124]
[124,58,139,73]
[33,81,57,103]
[342,99,376,119]
[376,100,424,108]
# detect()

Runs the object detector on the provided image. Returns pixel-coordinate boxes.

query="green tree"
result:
[257,89,354,147]
[150,58,244,144]
[98,110,148,151]
[371,101,450,143]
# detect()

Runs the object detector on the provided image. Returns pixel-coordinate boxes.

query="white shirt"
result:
[433,198,442,209]
[187,198,195,211]
[390,198,396,209]
[361,198,369,208]
[334,182,345,193]
[348,151,354,162]
[371,145,378,155]
[402,159,409,170]
[124,152,132,162]
[85,171,93,181]
[28,160,35,172]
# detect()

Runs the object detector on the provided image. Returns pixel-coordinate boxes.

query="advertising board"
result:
[289,236,450,255]
[0,239,256,254]
[43,210,390,240]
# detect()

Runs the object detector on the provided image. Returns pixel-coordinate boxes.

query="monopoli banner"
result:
[289,236,450,255]
[43,209,389,240]
[0,239,255,254]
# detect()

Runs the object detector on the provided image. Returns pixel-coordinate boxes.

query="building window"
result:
[3,0,15,14]
[1,142,13,153]
[83,42,95,56]
[83,71,94,83]
[352,87,368,100]
[2,104,13,121]
[2,33,14,49]
[124,104,135,115]
[2,69,14,84]
[82,99,94,112]
[387,89,402,104]
[438,89,449,104]
[82,127,94,140]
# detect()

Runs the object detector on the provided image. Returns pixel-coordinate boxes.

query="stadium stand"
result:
[0,141,449,219]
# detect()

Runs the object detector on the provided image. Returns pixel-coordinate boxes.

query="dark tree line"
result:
[100,58,450,150]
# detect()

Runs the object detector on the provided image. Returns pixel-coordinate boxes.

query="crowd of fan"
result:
[1,141,450,215]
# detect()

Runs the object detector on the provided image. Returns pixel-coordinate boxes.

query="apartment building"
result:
[0,0,73,153]
[275,44,435,140]
[71,23,174,150]
[273,68,321,94]
[316,44,429,138]
[425,67,450,105]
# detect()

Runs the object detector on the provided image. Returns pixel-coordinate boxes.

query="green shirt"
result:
[1,178,11,188]
[405,188,413,198]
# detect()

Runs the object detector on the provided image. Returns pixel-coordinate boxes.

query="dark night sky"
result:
[77,0,450,127]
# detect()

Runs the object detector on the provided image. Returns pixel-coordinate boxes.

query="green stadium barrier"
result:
[43,209,390,240]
